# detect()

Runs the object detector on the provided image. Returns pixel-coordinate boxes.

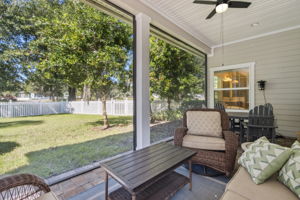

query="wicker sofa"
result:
[174,108,239,176]
[220,166,298,200]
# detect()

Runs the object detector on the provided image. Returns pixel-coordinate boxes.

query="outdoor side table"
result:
[100,142,196,200]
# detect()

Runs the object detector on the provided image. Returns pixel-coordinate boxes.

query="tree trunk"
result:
[68,87,76,101]
[50,86,55,101]
[101,98,110,129]
[150,103,155,123]
[167,98,171,111]
[83,84,91,102]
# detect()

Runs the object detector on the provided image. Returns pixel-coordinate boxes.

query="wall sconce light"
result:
[257,80,266,90]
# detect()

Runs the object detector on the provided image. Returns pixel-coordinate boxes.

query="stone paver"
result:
[50,167,105,200]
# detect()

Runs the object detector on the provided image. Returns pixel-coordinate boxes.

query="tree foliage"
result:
[149,36,205,111]
[0,0,37,93]
[1,0,133,128]
[1,0,206,125]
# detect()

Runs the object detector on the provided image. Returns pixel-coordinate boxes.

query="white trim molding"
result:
[212,25,300,49]
[111,0,300,56]
[209,62,255,112]
[139,0,214,47]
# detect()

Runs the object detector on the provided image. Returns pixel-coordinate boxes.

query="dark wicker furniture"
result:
[100,143,196,200]
[0,173,51,200]
[174,109,239,176]
[227,112,249,142]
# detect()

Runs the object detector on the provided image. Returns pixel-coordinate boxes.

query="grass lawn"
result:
[0,114,178,178]
[0,114,134,178]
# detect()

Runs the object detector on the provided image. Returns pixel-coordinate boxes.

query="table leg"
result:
[189,159,192,191]
[132,193,136,200]
[104,171,108,200]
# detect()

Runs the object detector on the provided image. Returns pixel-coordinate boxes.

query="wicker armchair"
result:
[174,109,238,176]
[0,173,57,200]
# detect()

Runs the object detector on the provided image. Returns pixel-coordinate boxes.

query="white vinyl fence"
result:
[0,99,185,118]
[0,100,134,118]
[0,101,69,118]
[69,100,134,116]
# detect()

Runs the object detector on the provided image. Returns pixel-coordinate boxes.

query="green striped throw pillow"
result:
[238,137,292,184]
[278,141,300,198]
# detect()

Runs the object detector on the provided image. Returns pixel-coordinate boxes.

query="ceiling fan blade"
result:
[193,0,217,5]
[206,9,216,19]
[228,1,251,8]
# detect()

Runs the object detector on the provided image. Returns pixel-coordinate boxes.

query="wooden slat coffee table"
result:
[100,142,196,200]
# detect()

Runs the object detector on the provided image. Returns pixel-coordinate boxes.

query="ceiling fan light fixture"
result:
[216,3,228,13]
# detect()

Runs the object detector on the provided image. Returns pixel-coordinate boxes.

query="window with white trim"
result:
[210,63,255,112]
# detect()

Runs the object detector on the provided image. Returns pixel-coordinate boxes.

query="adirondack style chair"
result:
[214,102,225,112]
[241,104,276,142]
[265,103,273,111]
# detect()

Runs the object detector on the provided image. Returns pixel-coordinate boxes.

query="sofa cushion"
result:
[278,141,300,198]
[36,192,59,200]
[238,137,292,184]
[186,111,222,137]
[221,190,249,200]
[225,167,298,200]
[182,135,225,151]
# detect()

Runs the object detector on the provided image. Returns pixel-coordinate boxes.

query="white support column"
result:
[135,13,151,150]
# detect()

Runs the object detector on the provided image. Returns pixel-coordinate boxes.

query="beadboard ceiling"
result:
[140,0,300,47]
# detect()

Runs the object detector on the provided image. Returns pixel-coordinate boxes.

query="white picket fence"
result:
[0,101,69,118]
[69,100,134,116]
[0,99,183,118]
[0,100,134,118]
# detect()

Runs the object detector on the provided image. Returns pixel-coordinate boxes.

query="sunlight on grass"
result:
[0,114,133,178]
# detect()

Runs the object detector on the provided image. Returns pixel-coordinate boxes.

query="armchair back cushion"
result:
[186,111,222,137]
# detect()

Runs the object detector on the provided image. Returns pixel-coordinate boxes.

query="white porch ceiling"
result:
[140,0,300,47]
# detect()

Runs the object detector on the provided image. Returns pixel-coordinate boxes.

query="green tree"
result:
[0,0,66,97]
[149,36,205,112]
[1,0,132,128]
[28,0,133,128]
[0,0,36,94]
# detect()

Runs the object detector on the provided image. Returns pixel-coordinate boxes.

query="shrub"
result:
[151,109,182,122]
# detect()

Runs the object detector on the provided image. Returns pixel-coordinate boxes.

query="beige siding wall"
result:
[208,28,300,138]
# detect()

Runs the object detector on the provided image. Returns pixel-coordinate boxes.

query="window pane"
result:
[214,68,249,89]
[214,90,249,110]
[0,0,134,178]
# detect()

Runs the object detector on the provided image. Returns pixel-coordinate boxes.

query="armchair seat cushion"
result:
[186,111,222,137]
[182,135,225,151]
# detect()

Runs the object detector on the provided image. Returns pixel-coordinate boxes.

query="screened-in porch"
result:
[0,0,300,200]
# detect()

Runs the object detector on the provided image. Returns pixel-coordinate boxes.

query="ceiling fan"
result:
[193,0,251,19]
